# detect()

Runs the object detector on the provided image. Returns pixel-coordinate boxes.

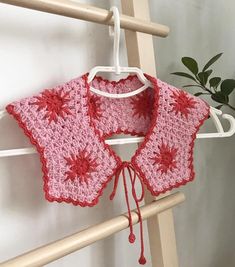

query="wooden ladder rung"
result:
[0,0,169,37]
[0,192,185,267]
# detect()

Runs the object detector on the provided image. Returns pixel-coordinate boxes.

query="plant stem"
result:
[225,103,235,111]
[189,82,235,111]
[201,85,213,94]
[194,81,214,94]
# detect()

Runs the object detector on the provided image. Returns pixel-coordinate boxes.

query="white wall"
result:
[0,1,234,267]
[151,1,235,267]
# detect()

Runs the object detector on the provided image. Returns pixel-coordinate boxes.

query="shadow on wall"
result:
[0,2,115,97]
[0,115,45,214]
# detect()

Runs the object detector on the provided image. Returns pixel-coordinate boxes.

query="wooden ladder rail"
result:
[0,0,169,37]
[0,193,185,267]
[121,1,180,267]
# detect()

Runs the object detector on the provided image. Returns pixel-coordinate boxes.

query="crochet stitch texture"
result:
[6,72,210,206]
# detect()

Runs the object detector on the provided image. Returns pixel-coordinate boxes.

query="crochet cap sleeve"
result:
[6,75,119,206]
[132,78,210,196]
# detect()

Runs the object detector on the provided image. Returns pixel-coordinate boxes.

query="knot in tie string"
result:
[110,161,146,265]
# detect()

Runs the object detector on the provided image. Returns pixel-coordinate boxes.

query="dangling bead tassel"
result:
[128,167,146,265]
[110,161,147,264]
[110,163,136,244]
[122,168,136,244]
[139,255,147,265]
[136,205,146,264]
[138,213,146,264]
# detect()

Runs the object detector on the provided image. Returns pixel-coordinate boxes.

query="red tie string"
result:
[110,161,146,265]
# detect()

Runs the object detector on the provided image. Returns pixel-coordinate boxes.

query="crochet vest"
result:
[6,72,210,264]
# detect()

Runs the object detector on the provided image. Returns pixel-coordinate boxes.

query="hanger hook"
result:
[109,6,121,75]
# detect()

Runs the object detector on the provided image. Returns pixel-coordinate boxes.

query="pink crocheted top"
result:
[6,72,210,264]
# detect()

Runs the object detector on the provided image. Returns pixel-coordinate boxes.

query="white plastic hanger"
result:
[0,6,235,158]
[87,6,152,98]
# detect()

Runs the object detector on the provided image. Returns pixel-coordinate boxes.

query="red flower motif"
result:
[171,90,196,118]
[31,88,71,123]
[131,90,153,119]
[151,143,178,174]
[89,95,102,120]
[64,150,98,184]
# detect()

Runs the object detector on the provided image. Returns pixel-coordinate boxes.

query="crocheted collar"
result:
[6,71,210,265]
[82,72,159,168]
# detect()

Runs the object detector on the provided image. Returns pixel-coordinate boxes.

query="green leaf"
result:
[182,57,199,75]
[205,69,213,77]
[220,79,235,95]
[197,72,204,85]
[171,72,197,82]
[215,105,223,110]
[209,77,221,88]
[211,92,229,104]
[194,92,205,96]
[197,70,212,85]
[202,52,223,72]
